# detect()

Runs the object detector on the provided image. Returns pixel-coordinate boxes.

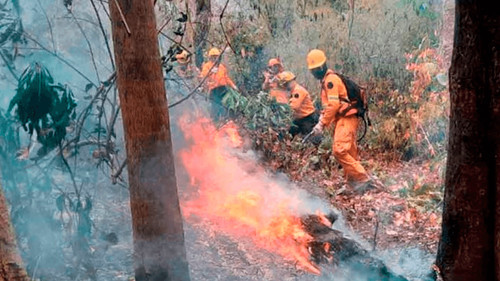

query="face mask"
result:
[310,66,326,80]
[268,65,279,75]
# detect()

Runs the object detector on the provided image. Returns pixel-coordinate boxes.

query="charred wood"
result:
[301,213,408,281]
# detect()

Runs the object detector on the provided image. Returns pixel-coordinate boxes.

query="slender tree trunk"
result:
[435,1,500,280]
[109,1,190,280]
[193,0,211,68]
[0,180,29,281]
[439,0,454,70]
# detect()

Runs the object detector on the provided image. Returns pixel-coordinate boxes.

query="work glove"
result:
[312,122,324,135]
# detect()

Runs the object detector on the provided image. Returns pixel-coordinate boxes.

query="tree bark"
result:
[435,1,500,280]
[109,1,190,280]
[439,0,454,70]
[0,181,29,281]
[193,0,211,68]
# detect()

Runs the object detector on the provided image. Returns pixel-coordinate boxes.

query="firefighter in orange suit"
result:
[277,71,318,136]
[200,47,238,121]
[262,58,288,103]
[307,49,373,191]
[175,50,199,79]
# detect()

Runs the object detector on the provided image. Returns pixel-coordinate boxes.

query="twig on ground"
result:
[372,210,379,251]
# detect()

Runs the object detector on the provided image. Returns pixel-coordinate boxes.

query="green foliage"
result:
[221,89,293,131]
[400,0,439,20]
[222,87,249,114]
[0,1,25,62]
[8,62,77,148]
[242,92,293,131]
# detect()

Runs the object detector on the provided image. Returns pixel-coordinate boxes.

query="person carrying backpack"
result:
[307,49,374,193]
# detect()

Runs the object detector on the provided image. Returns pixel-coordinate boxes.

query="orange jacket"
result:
[289,84,315,119]
[319,70,354,126]
[262,73,279,91]
[200,61,237,91]
[263,73,288,103]
[270,88,289,104]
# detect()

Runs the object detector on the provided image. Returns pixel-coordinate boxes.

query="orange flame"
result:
[179,116,320,275]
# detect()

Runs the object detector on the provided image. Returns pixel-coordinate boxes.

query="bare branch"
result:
[67,8,101,82]
[23,32,97,87]
[111,158,127,184]
[36,0,56,53]
[0,51,18,81]
[90,0,115,70]
[219,0,237,55]
[157,17,171,35]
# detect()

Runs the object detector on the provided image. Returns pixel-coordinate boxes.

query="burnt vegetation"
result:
[301,213,409,281]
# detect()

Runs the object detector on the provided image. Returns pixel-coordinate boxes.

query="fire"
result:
[179,116,321,275]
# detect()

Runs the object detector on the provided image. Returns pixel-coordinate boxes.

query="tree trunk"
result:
[435,1,500,280]
[439,0,454,70]
[193,0,211,68]
[0,181,29,281]
[109,1,190,280]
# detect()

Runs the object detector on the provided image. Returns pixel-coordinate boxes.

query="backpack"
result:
[335,73,371,140]
[336,73,368,119]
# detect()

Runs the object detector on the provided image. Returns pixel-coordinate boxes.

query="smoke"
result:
[172,106,434,280]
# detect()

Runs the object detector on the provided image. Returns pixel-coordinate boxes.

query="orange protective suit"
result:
[289,84,315,119]
[319,69,369,183]
[200,61,237,91]
[270,88,289,104]
[263,74,288,103]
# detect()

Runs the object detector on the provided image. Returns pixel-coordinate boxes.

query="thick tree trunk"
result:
[0,181,29,281]
[435,1,500,281]
[109,1,190,280]
[193,0,211,68]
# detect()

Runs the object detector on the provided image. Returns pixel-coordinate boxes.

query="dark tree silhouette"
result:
[436,1,500,280]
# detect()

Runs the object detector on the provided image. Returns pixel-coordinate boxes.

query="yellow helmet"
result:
[277,71,296,86]
[208,47,221,57]
[306,49,327,69]
[267,58,282,67]
[175,50,190,64]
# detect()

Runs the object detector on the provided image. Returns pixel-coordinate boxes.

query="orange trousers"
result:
[332,116,370,183]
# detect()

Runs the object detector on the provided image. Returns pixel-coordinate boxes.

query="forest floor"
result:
[295,154,443,254]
